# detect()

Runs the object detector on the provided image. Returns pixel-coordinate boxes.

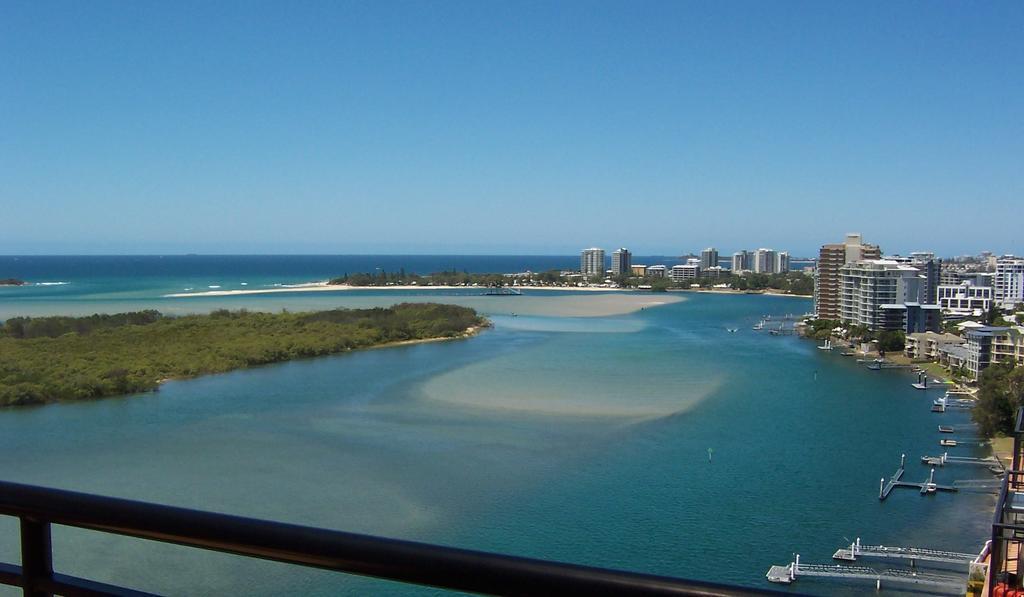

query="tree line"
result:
[0,304,484,407]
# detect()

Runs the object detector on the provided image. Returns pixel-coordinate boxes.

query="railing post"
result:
[20,517,53,597]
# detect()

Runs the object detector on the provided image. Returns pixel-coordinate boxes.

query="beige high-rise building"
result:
[611,248,631,276]
[814,233,881,320]
[580,248,605,277]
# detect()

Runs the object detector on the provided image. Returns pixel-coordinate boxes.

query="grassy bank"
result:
[0,304,485,407]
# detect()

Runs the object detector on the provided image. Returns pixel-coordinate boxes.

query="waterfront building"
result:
[776,251,790,273]
[938,343,971,372]
[965,326,1010,379]
[839,259,941,332]
[700,248,719,270]
[993,326,1024,369]
[995,256,1024,308]
[754,248,777,274]
[878,303,942,334]
[646,264,667,278]
[703,266,724,279]
[580,248,605,277]
[814,233,881,320]
[611,248,631,276]
[937,281,993,315]
[631,264,647,277]
[670,260,701,283]
[731,251,752,273]
[904,331,965,360]
[955,325,1024,380]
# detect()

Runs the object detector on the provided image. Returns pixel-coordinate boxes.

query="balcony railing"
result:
[0,480,784,597]
[988,409,1024,593]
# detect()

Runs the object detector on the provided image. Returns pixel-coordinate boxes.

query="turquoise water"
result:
[0,262,993,595]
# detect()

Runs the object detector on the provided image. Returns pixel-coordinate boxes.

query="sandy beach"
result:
[670,288,813,299]
[162,283,638,298]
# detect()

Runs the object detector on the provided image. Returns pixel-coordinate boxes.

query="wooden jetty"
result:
[833,538,976,566]
[879,455,956,500]
[481,287,522,296]
[879,455,906,500]
[953,478,1003,493]
[766,554,966,591]
[919,453,1004,472]
[945,398,976,410]
[858,359,913,371]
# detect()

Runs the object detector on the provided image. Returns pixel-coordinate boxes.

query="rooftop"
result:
[939,344,971,359]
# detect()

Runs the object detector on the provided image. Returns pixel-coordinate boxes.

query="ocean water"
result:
[0,254,800,320]
[0,256,993,595]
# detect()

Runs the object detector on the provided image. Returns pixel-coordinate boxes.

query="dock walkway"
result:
[879,455,956,500]
[832,539,976,565]
[766,555,966,591]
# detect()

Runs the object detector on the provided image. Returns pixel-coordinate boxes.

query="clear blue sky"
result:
[2,1,1021,257]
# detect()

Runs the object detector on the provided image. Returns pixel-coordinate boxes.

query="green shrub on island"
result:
[2,310,164,339]
[327,268,815,295]
[727,272,813,295]
[330,270,509,287]
[0,304,484,407]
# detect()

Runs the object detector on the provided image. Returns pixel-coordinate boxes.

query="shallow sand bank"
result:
[159,287,684,318]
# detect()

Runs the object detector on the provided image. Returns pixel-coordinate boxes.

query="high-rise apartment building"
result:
[580,248,605,277]
[611,248,631,276]
[839,259,940,333]
[995,256,1024,308]
[776,251,790,274]
[731,251,752,272]
[909,253,941,304]
[814,233,881,320]
[754,248,777,274]
[700,248,719,270]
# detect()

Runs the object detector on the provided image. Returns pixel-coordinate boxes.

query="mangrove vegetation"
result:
[0,303,485,407]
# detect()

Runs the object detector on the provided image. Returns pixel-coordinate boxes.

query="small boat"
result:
[921,482,938,494]
[866,362,881,371]
[752,320,765,330]
[817,339,833,351]
[939,439,958,447]
[726,328,738,333]
[938,426,954,433]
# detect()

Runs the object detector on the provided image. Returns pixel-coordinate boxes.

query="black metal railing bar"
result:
[0,480,785,597]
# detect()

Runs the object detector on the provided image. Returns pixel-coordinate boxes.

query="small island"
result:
[0,303,486,407]
[0,278,26,286]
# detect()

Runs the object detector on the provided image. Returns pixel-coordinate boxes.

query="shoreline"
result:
[163,284,636,298]
[163,283,811,299]
[142,325,489,395]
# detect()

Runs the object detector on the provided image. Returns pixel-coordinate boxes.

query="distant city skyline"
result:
[0,243,1016,259]
[2,2,1021,256]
